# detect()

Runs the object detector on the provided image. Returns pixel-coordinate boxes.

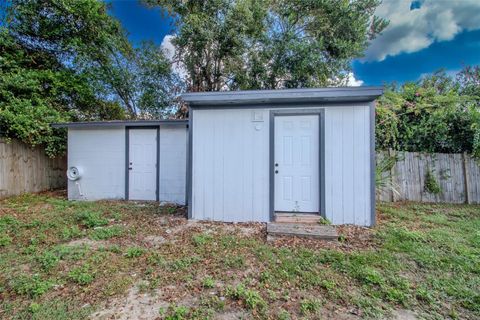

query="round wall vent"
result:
[66,166,83,181]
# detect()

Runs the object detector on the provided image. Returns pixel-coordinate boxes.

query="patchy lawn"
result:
[0,192,479,319]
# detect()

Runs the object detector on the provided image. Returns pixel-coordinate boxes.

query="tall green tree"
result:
[1,0,178,156]
[145,0,388,91]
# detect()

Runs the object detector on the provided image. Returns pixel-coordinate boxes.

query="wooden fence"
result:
[0,138,66,199]
[376,150,480,204]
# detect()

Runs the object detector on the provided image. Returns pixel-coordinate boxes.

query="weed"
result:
[125,247,145,258]
[89,225,124,240]
[10,275,53,297]
[0,234,12,247]
[202,276,215,288]
[68,264,94,285]
[75,211,108,228]
[226,284,266,310]
[169,256,200,271]
[163,304,189,320]
[300,298,322,315]
[36,250,60,271]
[61,225,83,240]
[200,295,225,311]
[223,254,245,268]
[192,233,213,246]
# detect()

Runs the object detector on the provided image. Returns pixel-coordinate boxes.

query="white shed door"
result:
[128,129,157,200]
[274,115,319,213]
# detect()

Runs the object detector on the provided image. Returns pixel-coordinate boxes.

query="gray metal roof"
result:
[181,86,383,107]
[51,119,188,128]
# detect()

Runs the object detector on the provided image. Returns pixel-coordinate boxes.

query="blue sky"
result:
[108,0,480,86]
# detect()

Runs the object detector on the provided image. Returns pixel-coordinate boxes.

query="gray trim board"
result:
[52,120,188,129]
[182,87,383,107]
[269,109,326,222]
[187,101,375,111]
[156,127,160,202]
[125,126,160,201]
[370,101,376,226]
[187,110,193,219]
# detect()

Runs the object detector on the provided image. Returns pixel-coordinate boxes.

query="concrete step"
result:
[267,223,338,240]
[275,213,323,224]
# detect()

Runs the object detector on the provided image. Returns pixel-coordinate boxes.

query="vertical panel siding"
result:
[68,128,125,200]
[159,126,187,204]
[325,106,371,226]
[192,109,270,222]
[192,105,372,225]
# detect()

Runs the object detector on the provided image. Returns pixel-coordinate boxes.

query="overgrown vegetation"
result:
[1,193,479,319]
[376,69,480,156]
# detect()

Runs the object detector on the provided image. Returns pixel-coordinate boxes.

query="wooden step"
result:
[275,213,323,224]
[267,223,338,240]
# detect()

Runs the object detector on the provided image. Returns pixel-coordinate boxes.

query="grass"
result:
[0,193,479,319]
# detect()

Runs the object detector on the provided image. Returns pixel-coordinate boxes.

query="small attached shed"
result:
[182,87,383,226]
[52,120,188,204]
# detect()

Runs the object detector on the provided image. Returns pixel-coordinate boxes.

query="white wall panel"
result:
[68,128,125,200]
[159,126,187,204]
[324,106,372,226]
[192,109,270,222]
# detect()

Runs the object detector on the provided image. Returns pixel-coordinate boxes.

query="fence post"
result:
[462,152,471,204]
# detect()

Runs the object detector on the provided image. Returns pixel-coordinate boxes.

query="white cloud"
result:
[365,0,480,61]
[346,72,364,86]
[160,34,187,79]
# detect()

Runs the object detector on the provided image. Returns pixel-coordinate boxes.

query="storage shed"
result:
[53,86,382,227]
[52,120,188,204]
[182,87,383,226]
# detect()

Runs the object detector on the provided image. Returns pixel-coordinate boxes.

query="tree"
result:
[375,70,479,155]
[5,0,178,117]
[1,0,179,156]
[145,0,388,91]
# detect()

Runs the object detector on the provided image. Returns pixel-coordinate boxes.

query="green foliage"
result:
[88,225,124,240]
[125,247,145,259]
[424,168,441,195]
[68,264,94,285]
[300,298,322,315]
[1,0,177,155]
[0,233,12,246]
[376,69,480,156]
[225,284,266,310]
[147,0,387,91]
[10,275,53,297]
[75,211,108,228]
[201,276,215,289]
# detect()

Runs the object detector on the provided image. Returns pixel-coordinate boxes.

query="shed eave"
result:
[51,120,188,129]
[181,86,383,107]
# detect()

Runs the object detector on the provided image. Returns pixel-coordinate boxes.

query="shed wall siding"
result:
[68,128,125,200]
[159,126,187,204]
[192,109,270,222]
[324,106,371,226]
[192,105,372,225]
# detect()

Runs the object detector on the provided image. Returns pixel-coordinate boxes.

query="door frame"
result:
[269,109,325,221]
[125,126,160,201]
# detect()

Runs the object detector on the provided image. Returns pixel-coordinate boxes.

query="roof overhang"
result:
[181,86,383,107]
[51,120,188,129]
